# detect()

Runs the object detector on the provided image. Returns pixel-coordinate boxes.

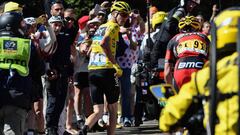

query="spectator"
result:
[43,15,65,135]
[202,21,211,36]
[24,16,48,135]
[50,0,64,17]
[196,14,204,28]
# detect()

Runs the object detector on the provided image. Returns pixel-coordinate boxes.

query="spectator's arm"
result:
[44,25,57,47]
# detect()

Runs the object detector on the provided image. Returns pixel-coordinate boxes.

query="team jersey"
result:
[88,20,119,70]
[165,32,210,62]
[165,32,210,89]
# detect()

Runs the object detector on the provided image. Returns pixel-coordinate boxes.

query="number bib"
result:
[176,39,208,57]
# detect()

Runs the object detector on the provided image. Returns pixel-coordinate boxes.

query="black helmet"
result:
[0,12,24,37]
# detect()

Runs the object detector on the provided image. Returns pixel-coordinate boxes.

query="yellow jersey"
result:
[88,20,119,70]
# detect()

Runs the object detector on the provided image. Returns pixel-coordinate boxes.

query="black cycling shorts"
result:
[89,69,120,105]
[73,72,89,89]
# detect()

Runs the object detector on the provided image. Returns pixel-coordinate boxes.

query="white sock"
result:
[76,114,84,121]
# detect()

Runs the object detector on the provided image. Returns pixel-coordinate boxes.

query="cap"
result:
[98,9,106,15]
[24,17,36,25]
[4,1,23,13]
[48,16,63,24]
[78,15,89,30]
[87,17,101,25]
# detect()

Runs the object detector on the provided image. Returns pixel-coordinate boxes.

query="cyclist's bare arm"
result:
[164,62,173,84]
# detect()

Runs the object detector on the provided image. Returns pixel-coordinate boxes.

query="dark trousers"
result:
[44,76,68,128]
[134,76,143,125]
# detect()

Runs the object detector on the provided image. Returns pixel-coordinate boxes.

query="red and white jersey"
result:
[165,32,210,63]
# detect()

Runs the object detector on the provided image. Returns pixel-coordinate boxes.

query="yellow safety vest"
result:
[0,37,31,76]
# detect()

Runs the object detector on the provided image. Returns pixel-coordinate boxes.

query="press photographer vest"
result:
[0,37,31,76]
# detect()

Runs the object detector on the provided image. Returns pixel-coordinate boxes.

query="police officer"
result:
[0,12,44,134]
[159,7,240,135]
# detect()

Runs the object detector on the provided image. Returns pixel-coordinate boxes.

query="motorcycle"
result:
[133,61,165,126]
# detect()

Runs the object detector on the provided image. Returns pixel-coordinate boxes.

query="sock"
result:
[76,115,84,121]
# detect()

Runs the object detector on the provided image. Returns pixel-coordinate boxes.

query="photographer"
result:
[0,12,44,135]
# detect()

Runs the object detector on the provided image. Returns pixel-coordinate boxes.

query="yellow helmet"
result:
[152,11,167,29]
[178,16,201,32]
[111,1,131,13]
[215,7,240,50]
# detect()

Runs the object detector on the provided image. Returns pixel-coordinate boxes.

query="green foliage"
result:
[64,0,95,18]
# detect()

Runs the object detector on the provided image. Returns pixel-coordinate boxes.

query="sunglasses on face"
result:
[119,12,129,18]
[88,23,100,29]
[65,17,75,21]
[97,13,106,17]
[132,9,140,14]
[54,8,63,11]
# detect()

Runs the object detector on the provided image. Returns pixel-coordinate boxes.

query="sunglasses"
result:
[97,13,106,17]
[119,12,129,18]
[65,17,75,21]
[88,23,99,29]
[132,9,140,14]
[54,8,63,11]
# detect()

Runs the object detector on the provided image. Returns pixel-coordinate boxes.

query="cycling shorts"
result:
[174,57,205,89]
[73,72,89,89]
[89,69,120,104]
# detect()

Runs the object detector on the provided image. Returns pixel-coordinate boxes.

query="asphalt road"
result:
[88,120,161,135]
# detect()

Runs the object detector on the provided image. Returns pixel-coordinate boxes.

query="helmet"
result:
[4,1,23,13]
[111,1,131,13]
[0,12,24,36]
[215,7,240,51]
[178,16,201,32]
[152,11,167,29]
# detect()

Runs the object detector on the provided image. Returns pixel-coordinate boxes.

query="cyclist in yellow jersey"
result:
[159,7,240,135]
[80,1,131,135]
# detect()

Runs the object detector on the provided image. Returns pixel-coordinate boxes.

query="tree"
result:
[64,0,94,18]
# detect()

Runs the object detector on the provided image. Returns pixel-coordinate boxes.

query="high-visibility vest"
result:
[0,37,31,76]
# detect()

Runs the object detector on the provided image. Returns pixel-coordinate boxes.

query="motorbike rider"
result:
[164,16,210,90]
[160,7,240,135]
[0,12,44,134]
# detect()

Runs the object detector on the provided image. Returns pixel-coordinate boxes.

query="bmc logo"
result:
[178,62,204,69]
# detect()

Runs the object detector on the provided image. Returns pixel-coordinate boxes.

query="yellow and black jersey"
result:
[88,20,119,70]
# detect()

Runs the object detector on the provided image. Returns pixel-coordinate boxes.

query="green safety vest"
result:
[0,37,31,76]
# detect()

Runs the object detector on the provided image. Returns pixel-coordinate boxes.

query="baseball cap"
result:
[78,15,89,30]
[24,17,36,25]
[87,17,101,25]
[48,16,63,24]
[4,1,23,13]
[98,9,106,15]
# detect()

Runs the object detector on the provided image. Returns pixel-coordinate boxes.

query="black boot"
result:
[45,127,58,135]
[79,125,89,135]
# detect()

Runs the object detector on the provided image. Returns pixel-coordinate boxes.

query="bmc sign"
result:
[178,61,204,69]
